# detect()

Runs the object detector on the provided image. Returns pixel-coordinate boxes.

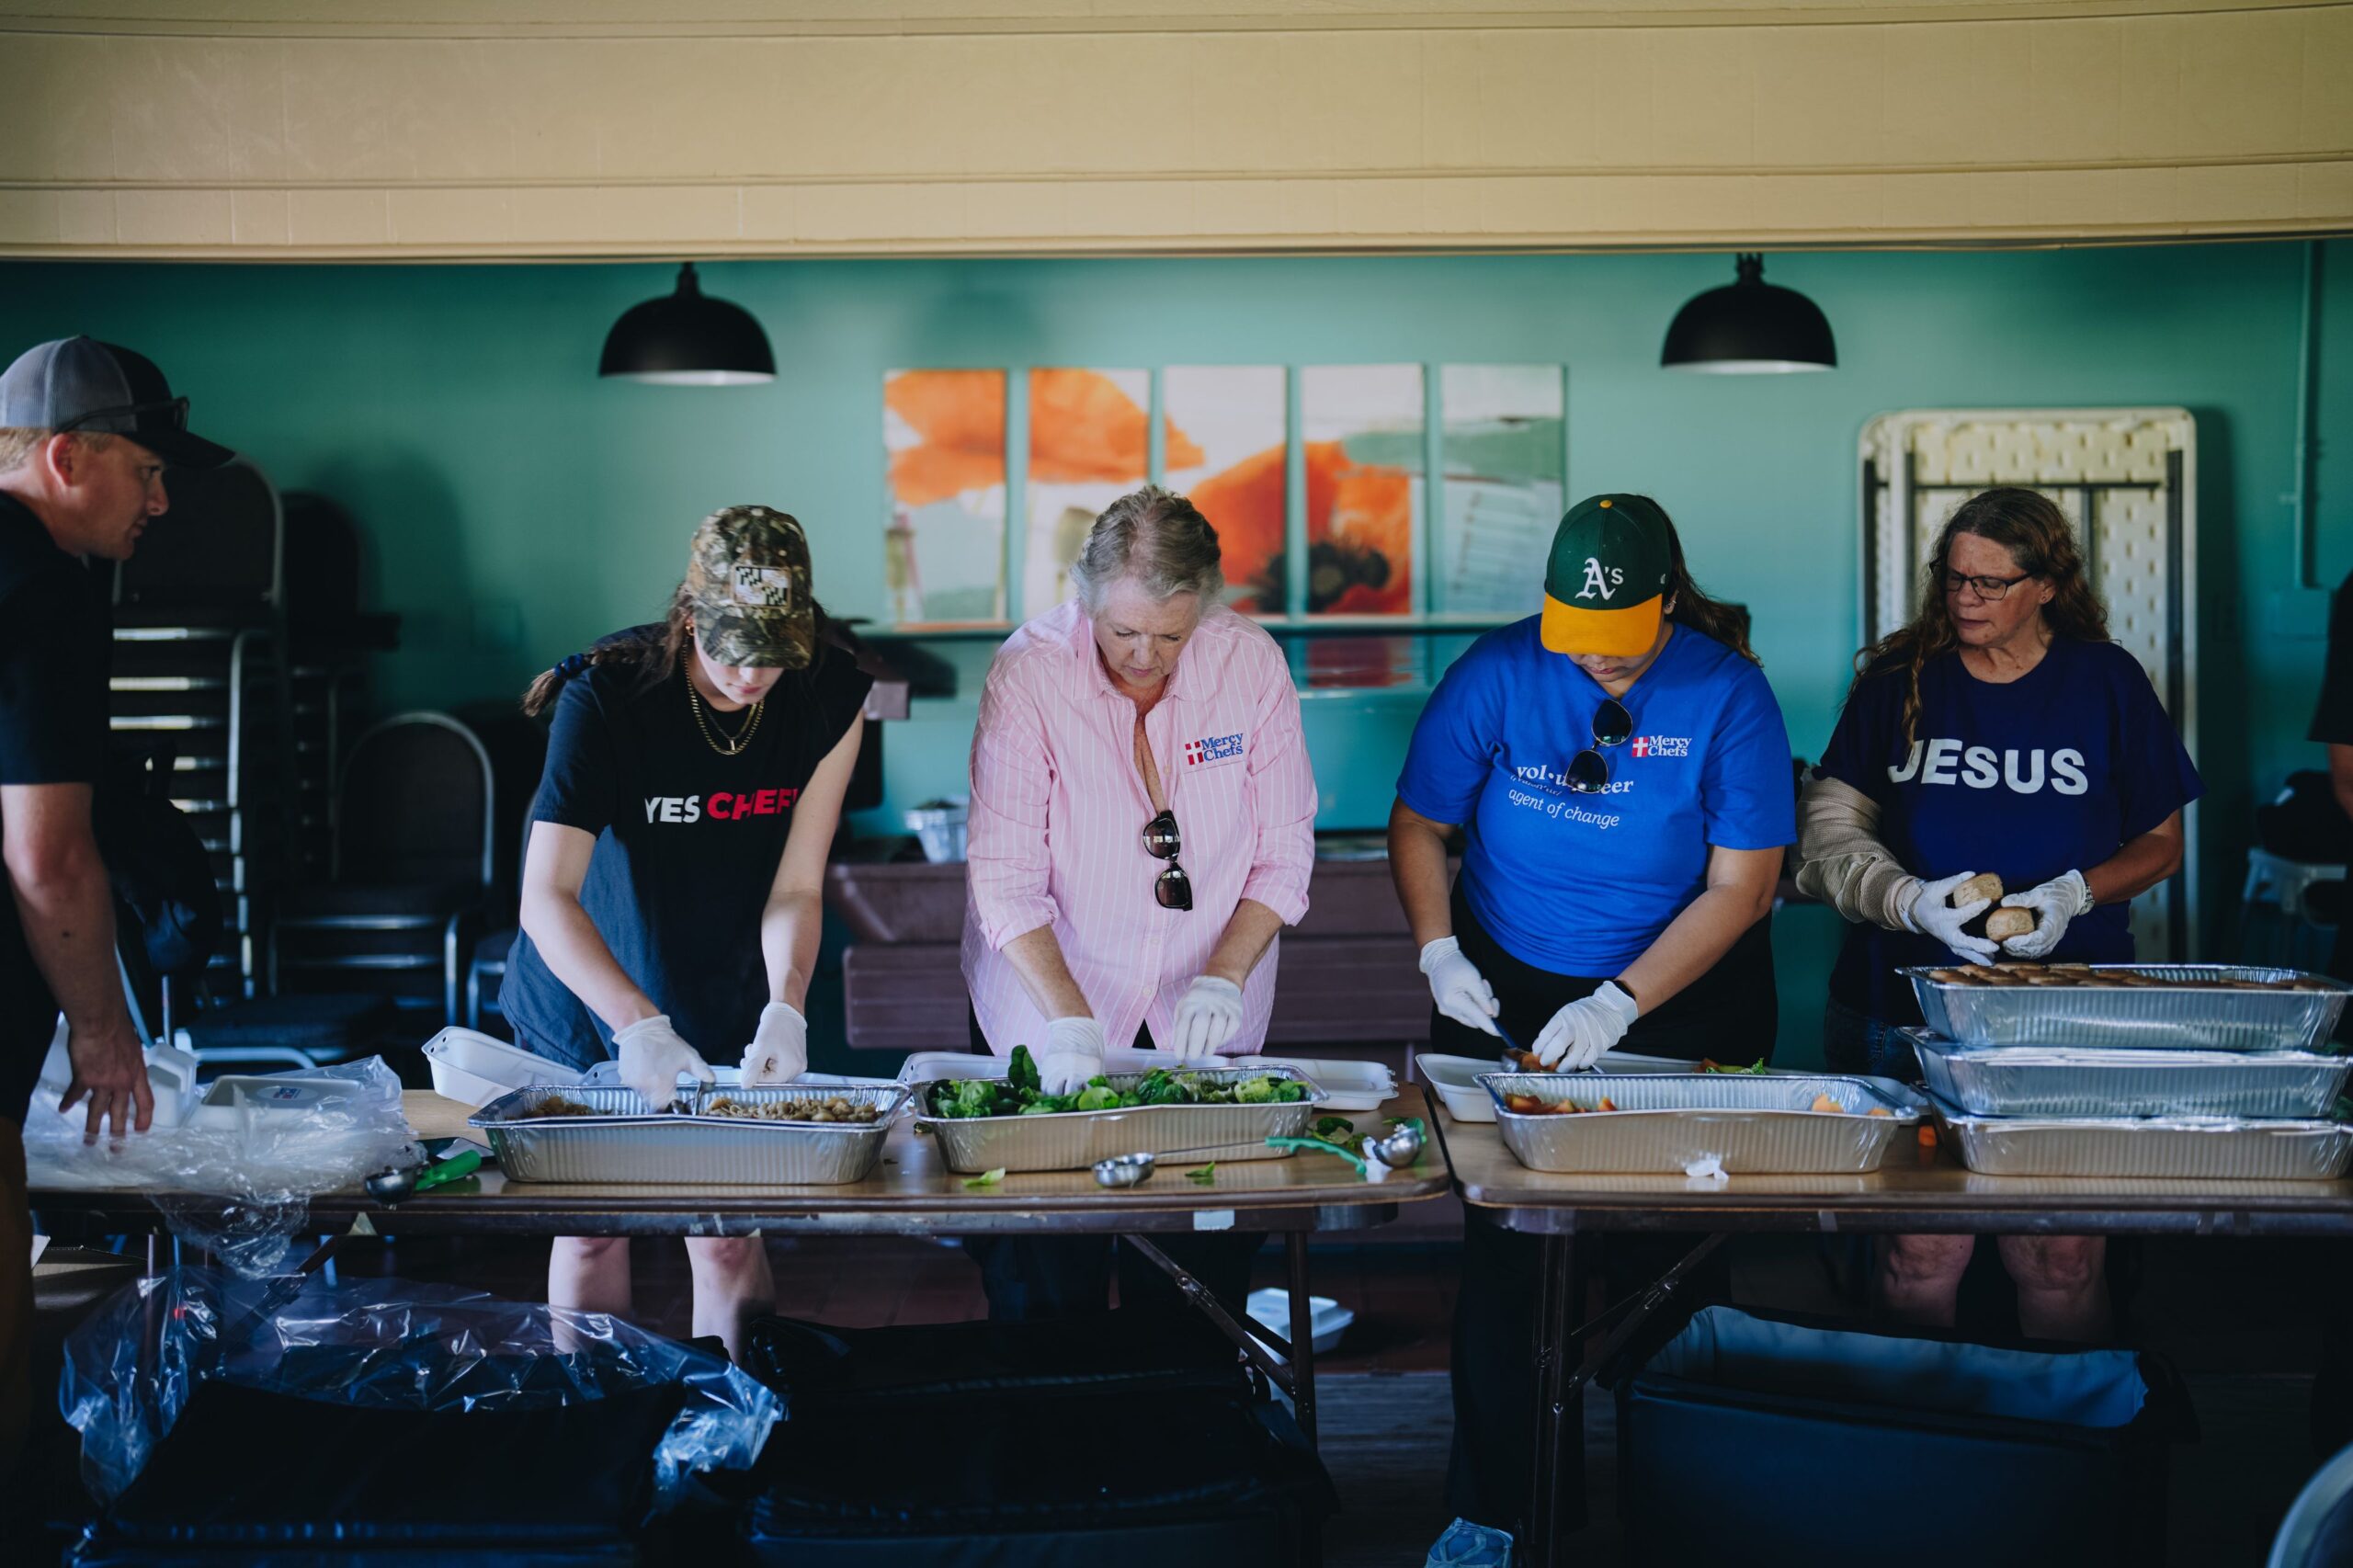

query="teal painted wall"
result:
[3,245,2344,1063]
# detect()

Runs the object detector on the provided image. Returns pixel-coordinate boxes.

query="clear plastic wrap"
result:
[23,1057,419,1275]
[60,1266,782,1508]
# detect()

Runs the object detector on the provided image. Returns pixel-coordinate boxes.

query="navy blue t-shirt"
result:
[499,639,870,1070]
[1397,618,1796,977]
[1819,637,2202,1024]
[0,493,110,1121]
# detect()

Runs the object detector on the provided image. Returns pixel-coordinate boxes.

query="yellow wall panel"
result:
[0,2,2344,256]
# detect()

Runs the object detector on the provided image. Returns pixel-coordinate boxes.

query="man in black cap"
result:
[0,336,231,1481]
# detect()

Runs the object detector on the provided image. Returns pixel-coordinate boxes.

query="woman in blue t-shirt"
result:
[501,506,871,1358]
[1390,493,1796,1535]
[1798,486,2200,1340]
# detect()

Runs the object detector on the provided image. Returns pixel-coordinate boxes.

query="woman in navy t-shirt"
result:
[1798,486,2200,1340]
[502,506,870,1358]
[1392,494,1796,1536]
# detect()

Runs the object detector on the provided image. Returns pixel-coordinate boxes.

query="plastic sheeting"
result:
[61,1267,782,1509]
[24,1057,419,1276]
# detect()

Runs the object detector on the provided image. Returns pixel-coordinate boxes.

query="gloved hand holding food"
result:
[1532,982,1641,1070]
[1996,869,2094,959]
[613,1014,714,1108]
[1166,975,1245,1062]
[1420,936,1501,1037]
[740,1001,810,1085]
[1899,869,2000,962]
[1038,1015,1108,1095]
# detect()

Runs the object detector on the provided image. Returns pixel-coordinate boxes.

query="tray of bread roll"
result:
[1902,965,2350,1052]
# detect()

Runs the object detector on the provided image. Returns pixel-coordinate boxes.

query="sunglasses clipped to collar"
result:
[1142,808,1193,911]
[1565,699,1634,793]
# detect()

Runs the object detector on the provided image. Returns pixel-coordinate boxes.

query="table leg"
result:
[1288,1231,1318,1450]
[1123,1233,1321,1458]
[1526,1232,1575,1568]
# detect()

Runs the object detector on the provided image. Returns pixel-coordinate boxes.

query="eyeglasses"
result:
[1565,699,1633,794]
[1942,569,2032,602]
[1142,808,1193,912]
[56,396,188,437]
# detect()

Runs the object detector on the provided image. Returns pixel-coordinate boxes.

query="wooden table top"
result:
[1432,1104,2353,1237]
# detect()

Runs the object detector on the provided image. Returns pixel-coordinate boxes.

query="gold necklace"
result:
[688,680,763,756]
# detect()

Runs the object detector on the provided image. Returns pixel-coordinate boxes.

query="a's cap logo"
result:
[1576,557,1623,601]
[732,565,794,608]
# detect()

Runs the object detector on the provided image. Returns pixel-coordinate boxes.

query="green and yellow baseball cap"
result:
[1540,494,1674,658]
[686,505,816,669]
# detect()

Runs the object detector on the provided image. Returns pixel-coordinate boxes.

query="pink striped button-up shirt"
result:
[961,598,1317,1058]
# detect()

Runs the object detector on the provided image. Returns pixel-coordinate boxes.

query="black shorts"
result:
[1431,880,1777,1065]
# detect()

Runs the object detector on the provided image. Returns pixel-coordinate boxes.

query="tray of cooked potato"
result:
[1479,1072,1926,1175]
[1902,965,2351,1052]
[469,1083,910,1185]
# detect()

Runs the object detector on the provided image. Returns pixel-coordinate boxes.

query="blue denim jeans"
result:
[1821,996,1922,1084]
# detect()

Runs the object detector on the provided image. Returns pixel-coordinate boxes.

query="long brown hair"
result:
[1850,486,2109,744]
[1641,497,1761,665]
[520,581,838,718]
[520,583,695,718]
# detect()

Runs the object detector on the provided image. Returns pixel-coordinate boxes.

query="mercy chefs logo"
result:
[1628,735,1691,759]
[642,787,801,824]
[1185,733,1246,769]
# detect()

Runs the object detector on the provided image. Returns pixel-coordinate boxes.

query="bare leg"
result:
[1999,1235,2110,1343]
[549,1234,633,1344]
[685,1235,774,1360]
[1875,1233,1974,1327]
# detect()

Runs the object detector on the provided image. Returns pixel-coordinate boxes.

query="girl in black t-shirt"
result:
[501,506,870,1357]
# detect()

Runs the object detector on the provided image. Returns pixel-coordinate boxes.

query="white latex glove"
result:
[1420,937,1501,1038]
[1899,869,1999,962]
[612,1014,713,1108]
[740,1002,810,1085]
[1531,982,1641,1070]
[1166,976,1245,1062]
[1998,869,2095,959]
[1039,1016,1107,1096]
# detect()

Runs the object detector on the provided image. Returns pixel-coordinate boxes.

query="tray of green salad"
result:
[912,1046,1324,1175]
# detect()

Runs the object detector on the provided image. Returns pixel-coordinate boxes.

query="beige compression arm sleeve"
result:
[1792,774,1922,933]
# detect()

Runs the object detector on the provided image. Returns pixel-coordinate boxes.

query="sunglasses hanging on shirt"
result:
[1565,699,1634,794]
[1142,808,1194,911]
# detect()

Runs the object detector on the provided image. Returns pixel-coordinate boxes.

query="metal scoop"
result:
[1089,1134,1302,1188]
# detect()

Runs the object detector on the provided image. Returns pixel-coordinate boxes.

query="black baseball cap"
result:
[0,336,233,469]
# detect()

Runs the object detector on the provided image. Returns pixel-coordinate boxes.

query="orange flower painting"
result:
[1165,366,1288,613]
[885,369,1007,623]
[1300,365,1423,616]
[1023,369,1158,611]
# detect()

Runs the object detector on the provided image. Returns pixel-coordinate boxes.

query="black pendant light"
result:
[598,262,775,385]
[1661,254,1836,374]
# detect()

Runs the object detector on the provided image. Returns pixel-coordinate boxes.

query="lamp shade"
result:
[1660,254,1836,374]
[598,263,775,385]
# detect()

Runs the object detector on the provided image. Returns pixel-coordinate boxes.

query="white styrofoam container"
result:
[1246,1288,1354,1355]
[423,1027,584,1107]
[1415,1053,1503,1122]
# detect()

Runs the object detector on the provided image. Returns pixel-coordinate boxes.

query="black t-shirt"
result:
[0,492,110,1119]
[498,637,871,1069]
[2313,568,2353,748]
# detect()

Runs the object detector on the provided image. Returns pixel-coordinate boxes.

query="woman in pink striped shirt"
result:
[960,485,1316,1318]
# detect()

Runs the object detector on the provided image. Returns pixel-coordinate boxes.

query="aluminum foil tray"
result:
[1904,1028,2353,1120]
[1903,966,2351,1052]
[1929,1096,2353,1180]
[469,1083,910,1185]
[910,1066,1323,1175]
[1478,1072,1924,1175]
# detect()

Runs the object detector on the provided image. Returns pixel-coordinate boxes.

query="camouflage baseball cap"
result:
[686,506,816,669]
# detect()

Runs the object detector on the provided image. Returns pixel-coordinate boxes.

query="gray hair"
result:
[1068,485,1224,612]
[0,426,108,472]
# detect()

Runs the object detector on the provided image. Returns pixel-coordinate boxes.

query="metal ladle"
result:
[1090,1137,1272,1188]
